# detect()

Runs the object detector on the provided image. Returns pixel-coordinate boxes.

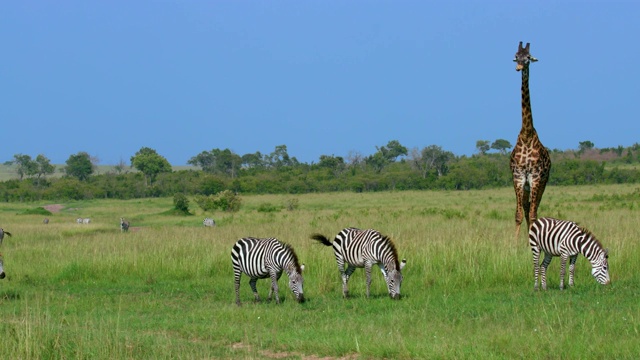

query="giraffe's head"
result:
[514,41,538,71]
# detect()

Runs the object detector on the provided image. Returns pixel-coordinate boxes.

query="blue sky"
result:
[2,1,638,166]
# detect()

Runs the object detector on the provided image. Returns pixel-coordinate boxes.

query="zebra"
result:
[529,217,610,290]
[311,228,407,299]
[77,217,90,224]
[203,218,216,227]
[120,218,130,232]
[0,256,5,279]
[231,237,305,306]
[43,218,49,224]
[0,228,12,247]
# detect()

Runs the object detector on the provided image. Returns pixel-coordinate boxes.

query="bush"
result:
[214,190,242,212]
[173,193,191,214]
[194,190,242,212]
[194,194,216,212]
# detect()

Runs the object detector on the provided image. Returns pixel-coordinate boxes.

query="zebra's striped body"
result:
[311,228,406,299]
[0,228,12,247]
[529,217,610,290]
[231,237,305,306]
[120,218,130,232]
[77,218,91,224]
[203,218,216,227]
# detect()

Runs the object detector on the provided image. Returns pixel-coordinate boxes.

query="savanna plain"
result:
[0,184,638,359]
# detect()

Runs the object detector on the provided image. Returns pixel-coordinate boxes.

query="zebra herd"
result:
[231,220,611,305]
[232,227,406,305]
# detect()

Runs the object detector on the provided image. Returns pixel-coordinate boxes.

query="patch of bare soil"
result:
[43,204,64,213]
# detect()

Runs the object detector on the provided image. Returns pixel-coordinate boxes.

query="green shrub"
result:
[173,193,191,214]
[214,190,242,212]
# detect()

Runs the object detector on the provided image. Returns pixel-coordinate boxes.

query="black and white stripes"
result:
[120,218,130,232]
[529,217,610,290]
[231,237,305,306]
[0,228,11,247]
[311,228,406,299]
[0,228,7,279]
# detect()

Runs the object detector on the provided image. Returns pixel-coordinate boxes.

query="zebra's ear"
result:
[604,249,609,258]
[300,264,305,272]
[400,259,407,270]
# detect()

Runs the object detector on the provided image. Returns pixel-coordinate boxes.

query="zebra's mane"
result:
[282,242,303,273]
[578,226,604,251]
[380,234,400,270]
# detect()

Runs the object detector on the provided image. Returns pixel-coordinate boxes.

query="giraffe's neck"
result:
[520,66,535,137]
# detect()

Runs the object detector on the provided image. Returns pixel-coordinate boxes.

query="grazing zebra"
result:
[76,217,91,224]
[231,237,305,306]
[0,228,12,247]
[311,228,407,299]
[120,218,130,232]
[43,218,49,224]
[0,256,5,279]
[529,217,611,290]
[203,218,216,227]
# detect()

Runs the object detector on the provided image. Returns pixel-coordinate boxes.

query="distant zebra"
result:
[203,218,216,227]
[311,228,407,299]
[76,217,91,224]
[0,256,5,279]
[231,237,305,306]
[43,218,49,224]
[120,218,130,232]
[0,228,12,247]
[529,217,610,290]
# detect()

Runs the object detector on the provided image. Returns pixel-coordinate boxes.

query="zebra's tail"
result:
[310,233,333,247]
[4,231,11,237]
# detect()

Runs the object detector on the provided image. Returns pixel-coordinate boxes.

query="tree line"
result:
[2,140,640,202]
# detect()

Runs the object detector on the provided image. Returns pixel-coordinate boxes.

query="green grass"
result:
[0,184,639,359]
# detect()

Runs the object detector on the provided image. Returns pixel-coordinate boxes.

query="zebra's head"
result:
[385,259,407,300]
[288,264,305,303]
[591,249,610,285]
[0,257,5,279]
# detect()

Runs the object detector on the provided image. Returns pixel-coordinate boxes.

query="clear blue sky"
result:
[2,1,638,166]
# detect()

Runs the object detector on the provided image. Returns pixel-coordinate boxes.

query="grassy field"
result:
[0,184,638,359]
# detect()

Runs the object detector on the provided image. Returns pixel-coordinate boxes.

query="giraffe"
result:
[510,42,551,239]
